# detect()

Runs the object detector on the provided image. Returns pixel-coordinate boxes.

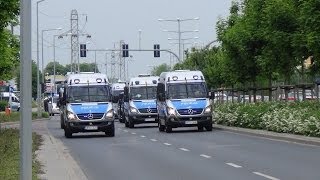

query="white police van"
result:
[123,74,159,128]
[60,73,115,138]
[111,82,126,122]
[157,70,214,133]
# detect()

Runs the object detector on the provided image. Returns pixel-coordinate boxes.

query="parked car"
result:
[48,96,60,116]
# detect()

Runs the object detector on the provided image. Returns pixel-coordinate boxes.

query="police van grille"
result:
[77,113,105,120]
[138,108,157,113]
[177,108,203,115]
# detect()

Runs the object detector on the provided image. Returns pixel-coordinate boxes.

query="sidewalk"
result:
[214,124,320,146]
[1,120,88,180]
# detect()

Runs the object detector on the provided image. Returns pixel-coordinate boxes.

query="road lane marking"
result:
[200,154,211,159]
[123,130,128,132]
[253,172,280,180]
[179,148,190,152]
[226,163,242,168]
[118,128,122,130]
[140,135,146,138]
[150,139,157,142]
[131,132,136,135]
[163,143,171,146]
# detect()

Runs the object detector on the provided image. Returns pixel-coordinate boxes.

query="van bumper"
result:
[130,114,159,124]
[66,121,114,133]
[166,115,212,128]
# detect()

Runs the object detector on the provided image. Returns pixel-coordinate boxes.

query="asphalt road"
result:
[47,116,320,180]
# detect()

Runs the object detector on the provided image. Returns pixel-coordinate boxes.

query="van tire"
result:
[158,122,165,132]
[129,120,134,128]
[165,124,172,133]
[64,128,72,138]
[205,124,213,131]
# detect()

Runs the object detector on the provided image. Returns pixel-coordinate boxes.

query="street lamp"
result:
[52,34,64,94]
[158,17,199,61]
[41,28,62,83]
[36,0,45,118]
[41,28,61,97]
[168,37,199,61]
[138,29,142,50]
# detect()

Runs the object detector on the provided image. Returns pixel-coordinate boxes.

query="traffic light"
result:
[122,44,129,57]
[80,44,87,57]
[154,44,160,57]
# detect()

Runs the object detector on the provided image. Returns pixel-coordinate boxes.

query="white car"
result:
[48,96,60,116]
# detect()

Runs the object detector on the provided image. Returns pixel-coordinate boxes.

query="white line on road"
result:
[253,172,280,180]
[226,163,242,168]
[179,148,190,152]
[140,135,146,138]
[131,132,136,135]
[123,130,128,132]
[200,154,211,159]
[150,139,157,142]
[163,143,171,146]
[118,128,122,130]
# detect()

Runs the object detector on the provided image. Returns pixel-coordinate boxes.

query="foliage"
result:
[16,61,42,99]
[0,129,42,179]
[214,101,320,137]
[65,63,99,73]
[177,0,320,90]
[151,63,171,76]
[44,62,68,76]
[0,101,7,111]
[0,0,20,81]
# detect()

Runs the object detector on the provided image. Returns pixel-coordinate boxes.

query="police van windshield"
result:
[168,83,207,99]
[130,86,157,100]
[68,85,110,103]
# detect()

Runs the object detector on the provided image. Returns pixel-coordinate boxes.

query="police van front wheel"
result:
[64,128,72,138]
[205,124,213,131]
[158,122,165,132]
[105,129,115,137]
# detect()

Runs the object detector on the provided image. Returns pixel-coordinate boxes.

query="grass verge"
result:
[0,112,49,123]
[0,129,43,180]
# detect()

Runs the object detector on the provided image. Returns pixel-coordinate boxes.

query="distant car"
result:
[48,96,60,116]
[279,92,296,101]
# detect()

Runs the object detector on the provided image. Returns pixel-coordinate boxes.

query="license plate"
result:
[185,121,197,125]
[85,126,98,130]
[145,118,155,122]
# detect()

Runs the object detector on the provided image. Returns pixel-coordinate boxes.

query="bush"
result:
[214,101,320,137]
[0,101,7,111]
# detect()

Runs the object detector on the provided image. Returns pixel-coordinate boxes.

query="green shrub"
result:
[0,101,7,111]
[214,101,320,137]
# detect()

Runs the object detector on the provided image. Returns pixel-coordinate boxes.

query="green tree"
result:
[0,0,20,80]
[44,62,67,75]
[16,61,42,99]
[151,63,171,76]
[65,63,99,73]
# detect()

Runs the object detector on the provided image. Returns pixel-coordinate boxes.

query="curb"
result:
[214,124,320,146]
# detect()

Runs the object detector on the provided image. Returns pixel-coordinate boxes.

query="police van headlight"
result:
[167,107,176,116]
[67,111,77,121]
[204,106,212,114]
[130,107,138,113]
[105,109,114,119]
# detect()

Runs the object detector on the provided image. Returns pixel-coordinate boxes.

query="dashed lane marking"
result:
[200,154,212,159]
[226,163,242,168]
[253,172,280,180]
[179,148,190,152]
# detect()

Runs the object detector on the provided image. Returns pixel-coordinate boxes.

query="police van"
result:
[157,70,214,133]
[59,73,115,138]
[123,74,159,128]
[111,82,126,122]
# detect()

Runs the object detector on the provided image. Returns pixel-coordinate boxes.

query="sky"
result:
[28,0,233,80]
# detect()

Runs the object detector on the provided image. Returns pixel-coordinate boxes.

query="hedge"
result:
[214,101,320,137]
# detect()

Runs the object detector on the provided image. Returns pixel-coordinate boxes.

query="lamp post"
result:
[138,29,142,50]
[36,0,45,118]
[53,34,64,94]
[168,37,199,61]
[158,17,199,61]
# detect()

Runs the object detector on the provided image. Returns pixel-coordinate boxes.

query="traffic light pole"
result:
[86,49,180,62]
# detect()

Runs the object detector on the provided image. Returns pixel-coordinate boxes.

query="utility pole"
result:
[71,9,79,73]
[111,49,116,83]
[20,0,32,179]
[119,40,125,81]
[138,29,142,50]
